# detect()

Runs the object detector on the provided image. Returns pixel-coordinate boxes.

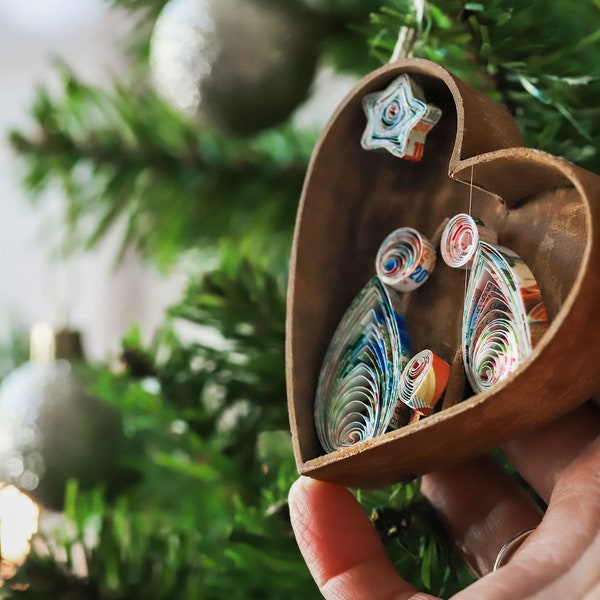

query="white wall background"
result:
[0,0,183,361]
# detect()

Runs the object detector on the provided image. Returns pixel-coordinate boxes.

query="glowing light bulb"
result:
[0,485,39,578]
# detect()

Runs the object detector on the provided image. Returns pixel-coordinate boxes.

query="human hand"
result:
[289,401,600,599]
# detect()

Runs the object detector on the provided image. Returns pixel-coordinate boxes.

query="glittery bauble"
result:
[149,0,319,136]
[0,350,126,511]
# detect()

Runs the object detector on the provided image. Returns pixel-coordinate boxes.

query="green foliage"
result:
[6,0,600,597]
[2,247,471,598]
[10,0,600,271]
[359,482,476,596]
[4,251,317,599]
[9,67,312,268]
[107,0,167,16]
[368,0,600,172]
[118,245,290,495]
[0,321,29,381]
[6,470,316,599]
[7,1,388,269]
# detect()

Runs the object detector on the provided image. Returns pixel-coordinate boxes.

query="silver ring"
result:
[493,527,536,571]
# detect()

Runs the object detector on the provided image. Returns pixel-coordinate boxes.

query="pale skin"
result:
[289,400,600,599]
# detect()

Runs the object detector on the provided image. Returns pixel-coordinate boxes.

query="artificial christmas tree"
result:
[4,1,600,598]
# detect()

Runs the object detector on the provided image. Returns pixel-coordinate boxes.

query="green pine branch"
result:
[9,66,312,268]
[5,472,317,600]
[368,0,600,172]
[7,2,600,597]
[2,250,316,598]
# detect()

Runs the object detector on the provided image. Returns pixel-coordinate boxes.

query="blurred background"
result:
[0,1,599,598]
[0,1,371,596]
[1,0,209,359]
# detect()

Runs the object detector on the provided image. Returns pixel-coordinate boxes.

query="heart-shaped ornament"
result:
[286,58,600,489]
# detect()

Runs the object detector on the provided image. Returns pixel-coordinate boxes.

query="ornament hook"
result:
[390,0,425,62]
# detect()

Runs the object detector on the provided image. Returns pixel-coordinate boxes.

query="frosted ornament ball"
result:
[0,324,125,511]
[149,0,319,136]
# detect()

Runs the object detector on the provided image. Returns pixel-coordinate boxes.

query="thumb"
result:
[289,476,439,600]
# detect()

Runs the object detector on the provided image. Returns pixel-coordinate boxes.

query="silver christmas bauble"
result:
[149,0,320,136]
[0,328,125,511]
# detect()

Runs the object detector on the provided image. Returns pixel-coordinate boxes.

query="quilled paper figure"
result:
[361,73,442,161]
[314,277,412,452]
[440,213,498,269]
[461,240,548,393]
[376,227,436,291]
[390,349,450,422]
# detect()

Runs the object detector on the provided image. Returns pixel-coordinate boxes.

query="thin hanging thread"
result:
[468,164,474,215]
[464,164,475,301]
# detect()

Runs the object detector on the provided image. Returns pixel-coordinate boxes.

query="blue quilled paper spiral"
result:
[314,277,412,452]
[462,241,548,393]
[376,227,436,291]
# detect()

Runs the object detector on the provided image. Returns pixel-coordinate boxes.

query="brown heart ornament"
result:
[286,58,600,489]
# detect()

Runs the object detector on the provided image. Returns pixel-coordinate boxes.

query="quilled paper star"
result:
[361,74,442,161]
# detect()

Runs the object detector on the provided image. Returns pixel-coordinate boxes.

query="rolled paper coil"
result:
[441,213,498,269]
[388,350,450,425]
[376,227,436,292]
[361,73,442,161]
[463,241,548,393]
[314,277,412,453]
